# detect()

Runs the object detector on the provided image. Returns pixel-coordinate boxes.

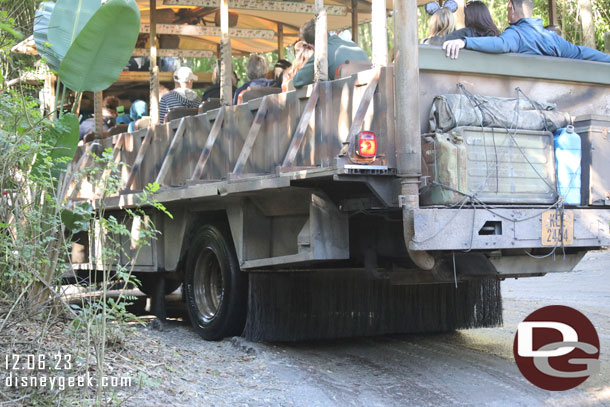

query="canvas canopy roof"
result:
[135,0,403,55]
[13,0,437,58]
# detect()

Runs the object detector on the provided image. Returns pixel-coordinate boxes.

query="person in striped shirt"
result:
[159,66,202,123]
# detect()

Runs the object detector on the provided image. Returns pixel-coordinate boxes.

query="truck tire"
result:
[184,225,247,340]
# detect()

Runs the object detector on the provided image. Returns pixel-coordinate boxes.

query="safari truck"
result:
[65,0,610,342]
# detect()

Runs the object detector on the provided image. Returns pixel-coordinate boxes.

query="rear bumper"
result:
[409,208,610,251]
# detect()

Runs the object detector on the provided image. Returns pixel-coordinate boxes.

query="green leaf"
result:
[58,0,140,92]
[31,113,80,179]
[61,202,92,233]
[48,0,101,61]
[33,2,62,72]
[48,113,80,177]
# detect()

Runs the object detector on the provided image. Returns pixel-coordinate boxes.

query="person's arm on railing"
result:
[443,29,520,59]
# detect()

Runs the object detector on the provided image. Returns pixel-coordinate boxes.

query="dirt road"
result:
[124,251,610,407]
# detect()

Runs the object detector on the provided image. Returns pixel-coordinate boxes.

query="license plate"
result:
[541,210,574,246]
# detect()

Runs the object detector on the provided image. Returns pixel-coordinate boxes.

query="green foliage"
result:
[61,202,92,233]
[0,2,40,84]
[48,0,101,60]
[0,20,24,40]
[58,0,141,92]
[34,2,62,72]
[45,112,80,178]
[0,86,61,291]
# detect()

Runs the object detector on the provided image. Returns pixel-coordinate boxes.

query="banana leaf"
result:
[58,0,140,92]
[48,0,101,61]
[30,112,80,179]
[48,113,80,178]
[33,2,62,72]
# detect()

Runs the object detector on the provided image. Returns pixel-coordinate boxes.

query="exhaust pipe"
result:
[401,184,435,271]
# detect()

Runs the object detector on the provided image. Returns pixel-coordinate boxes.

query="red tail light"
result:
[357,131,377,159]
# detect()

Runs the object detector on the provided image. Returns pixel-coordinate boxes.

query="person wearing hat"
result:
[159,66,202,123]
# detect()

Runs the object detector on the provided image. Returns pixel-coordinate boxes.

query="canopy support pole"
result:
[220,0,233,105]
[94,91,103,134]
[314,0,328,82]
[351,0,359,44]
[149,0,160,126]
[277,23,284,59]
[371,0,387,66]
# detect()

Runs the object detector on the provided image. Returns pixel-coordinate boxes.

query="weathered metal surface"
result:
[155,118,188,185]
[233,97,269,174]
[123,128,152,191]
[73,54,610,207]
[418,47,610,134]
[410,208,610,251]
[74,66,393,205]
[161,207,189,271]
[574,115,610,206]
[282,84,319,168]
[190,108,224,181]
[70,55,610,272]
[233,191,349,269]
[394,0,422,177]
[489,252,585,275]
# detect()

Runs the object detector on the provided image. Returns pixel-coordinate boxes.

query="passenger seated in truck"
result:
[233,54,279,105]
[282,41,315,91]
[421,1,457,46]
[201,60,238,102]
[292,19,370,88]
[127,100,148,133]
[267,59,292,82]
[442,0,610,62]
[159,67,202,123]
[443,1,500,42]
[79,96,119,141]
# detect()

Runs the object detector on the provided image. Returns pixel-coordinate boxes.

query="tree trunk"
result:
[578,0,596,48]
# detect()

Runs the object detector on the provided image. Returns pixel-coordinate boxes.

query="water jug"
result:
[554,125,581,205]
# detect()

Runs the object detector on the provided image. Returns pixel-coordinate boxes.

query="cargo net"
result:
[422,84,580,260]
[243,271,502,342]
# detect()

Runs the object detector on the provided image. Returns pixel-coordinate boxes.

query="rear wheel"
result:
[184,225,247,340]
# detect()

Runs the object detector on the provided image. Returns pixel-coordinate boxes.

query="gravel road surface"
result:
[124,251,610,407]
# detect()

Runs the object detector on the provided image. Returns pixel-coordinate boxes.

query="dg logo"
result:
[514,305,601,391]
